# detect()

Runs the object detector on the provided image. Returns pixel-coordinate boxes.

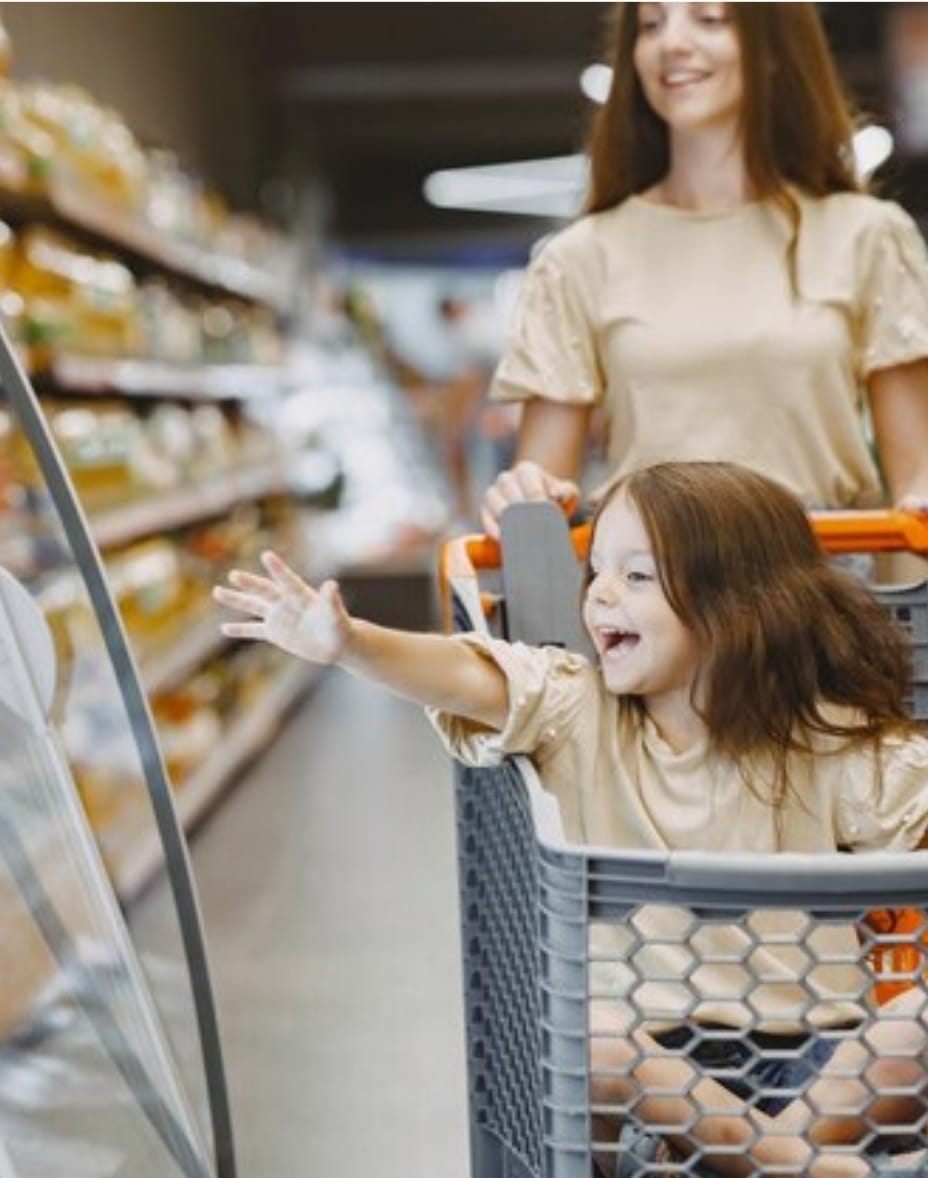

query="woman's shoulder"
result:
[531,201,640,270]
[796,187,918,243]
[794,188,924,301]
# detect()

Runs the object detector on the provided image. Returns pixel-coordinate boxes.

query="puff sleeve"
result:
[835,730,928,851]
[490,237,603,406]
[426,633,592,767]
[859,202,928,377]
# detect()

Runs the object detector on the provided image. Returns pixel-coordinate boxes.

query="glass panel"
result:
[0,334,230,1175]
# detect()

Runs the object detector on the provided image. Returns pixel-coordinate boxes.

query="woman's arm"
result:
[214,551,510,729]
[870,359,928,509]
[480,399,592,537]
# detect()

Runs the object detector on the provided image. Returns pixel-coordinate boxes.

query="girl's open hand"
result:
[213,551,350,665]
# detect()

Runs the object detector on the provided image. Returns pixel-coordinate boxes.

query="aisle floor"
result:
[151,670,470,1178]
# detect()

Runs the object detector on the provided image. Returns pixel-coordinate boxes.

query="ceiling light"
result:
[580,63,613,104]
[423,155,588,217]
[852,124,894,180]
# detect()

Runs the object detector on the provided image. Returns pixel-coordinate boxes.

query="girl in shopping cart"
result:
[214,459,928,1175]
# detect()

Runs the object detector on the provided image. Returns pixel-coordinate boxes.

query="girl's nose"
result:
[587,571,618,606]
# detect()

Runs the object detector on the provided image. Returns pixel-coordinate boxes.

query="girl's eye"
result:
[626,569,654,585]
[695,4,729,24]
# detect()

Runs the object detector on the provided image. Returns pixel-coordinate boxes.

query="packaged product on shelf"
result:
[0,287,27,367]
[17,398,146,509]
[0,403,20,547]
[141,402,198,488]
[0,217,14,287]
[10,226,142,362]
[144,148,219,250]
[137,278,203,365]
[181,503,264,580]
[104,537,207,659]
[243,303,283,366]
[17,81,148,213]
[38,580,144,839]
[150,673,223,786]
[200,299,248,365]
[188,403,238,477]
[0,79,54,195]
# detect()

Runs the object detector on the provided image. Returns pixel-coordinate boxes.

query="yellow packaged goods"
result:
[39,400,142,506]
[17,82,148,212]
[151,676,223,785]
[0,80,54,195]
[10,226,141,360]
[105,539,188,651]
[0,218,15,289]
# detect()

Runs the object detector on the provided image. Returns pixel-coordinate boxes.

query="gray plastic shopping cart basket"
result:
[439,502,928,1178]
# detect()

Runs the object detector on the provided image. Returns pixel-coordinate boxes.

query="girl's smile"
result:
[583,492,704,749]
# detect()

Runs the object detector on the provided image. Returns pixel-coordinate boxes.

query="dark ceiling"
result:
[1,3,902,265]
[251,3,614,259]
[245,2,893,262]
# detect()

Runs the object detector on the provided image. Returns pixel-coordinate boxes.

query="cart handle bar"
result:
[444,509,928,578]
[439,509,928,629]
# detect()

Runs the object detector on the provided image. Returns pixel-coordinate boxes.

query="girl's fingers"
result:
[221,621,266,640]
[227,569,279,598]
[213,585,270,617]
[260,550,311,593]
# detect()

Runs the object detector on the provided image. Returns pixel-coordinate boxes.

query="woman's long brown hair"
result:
[586,3,861,214]
[591,462,916,808]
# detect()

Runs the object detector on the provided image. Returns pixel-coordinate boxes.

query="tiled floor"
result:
[137,669,469,1178]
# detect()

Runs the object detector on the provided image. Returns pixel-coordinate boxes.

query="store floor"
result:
[138,669,469,1178]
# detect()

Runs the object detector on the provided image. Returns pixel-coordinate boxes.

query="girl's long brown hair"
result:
[592,462,916,807]
[586,3,860,214]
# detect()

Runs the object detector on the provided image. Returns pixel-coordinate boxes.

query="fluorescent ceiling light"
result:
[580,63,613,104]
[423,154,588,217]
[423,122,893,219]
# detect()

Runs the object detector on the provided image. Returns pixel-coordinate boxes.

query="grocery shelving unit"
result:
[0,154,312,905]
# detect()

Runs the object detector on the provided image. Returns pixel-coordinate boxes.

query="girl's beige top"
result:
[430,635,928,1031]
[491,190,928,507]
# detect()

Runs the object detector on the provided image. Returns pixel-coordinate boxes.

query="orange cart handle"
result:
[808,509,928,556]
[442,509,928,582]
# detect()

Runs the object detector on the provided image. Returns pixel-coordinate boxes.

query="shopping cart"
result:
[439,502,928,1178]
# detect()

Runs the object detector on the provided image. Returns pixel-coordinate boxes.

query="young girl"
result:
[481,3,928,537]
[214,460,928,1174]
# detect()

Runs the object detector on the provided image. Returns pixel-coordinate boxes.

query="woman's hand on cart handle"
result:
[895,490,928,514]
[214,551,350,665]
[481,460,580,540]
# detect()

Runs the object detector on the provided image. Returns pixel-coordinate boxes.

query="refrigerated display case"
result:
[0,323,234,1176]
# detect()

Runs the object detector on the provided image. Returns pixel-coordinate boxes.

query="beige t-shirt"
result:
[429,635,928,1030]
[491,190,928,508]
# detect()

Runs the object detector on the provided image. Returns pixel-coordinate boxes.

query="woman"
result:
[481,2,928,536]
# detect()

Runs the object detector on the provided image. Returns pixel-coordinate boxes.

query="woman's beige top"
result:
[429,635,928,1031]
[491,190,928,507]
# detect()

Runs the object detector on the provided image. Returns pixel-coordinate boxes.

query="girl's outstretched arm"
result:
[213,550,510,730]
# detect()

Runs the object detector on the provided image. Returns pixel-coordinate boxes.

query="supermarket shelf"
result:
[3,475,283,581]
[1,181,289,311]
[90,461,286,549]
[45,353,284,401]
[114,659,320,901]
[139,614,226,696]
